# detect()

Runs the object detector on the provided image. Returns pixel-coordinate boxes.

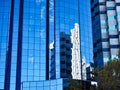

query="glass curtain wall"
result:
[54,0,80,79]
[21,0,47,83]
[79,0,93,64]
[0,0,48,90]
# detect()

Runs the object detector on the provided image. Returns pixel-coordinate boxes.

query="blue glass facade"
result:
[0,0,93,90]
[22,0,47,81]
[0,0,48,90]
[54,0,80,79]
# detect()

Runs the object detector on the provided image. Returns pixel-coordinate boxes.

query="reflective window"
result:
[109,25,116,29]
[101,20,106,24]
[21,0,47,83]
[108,16,115,20]
[102,29,107,33]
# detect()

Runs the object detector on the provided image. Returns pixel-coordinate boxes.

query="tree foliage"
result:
[94,51,120,90]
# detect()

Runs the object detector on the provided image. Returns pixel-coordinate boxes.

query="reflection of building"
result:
[71,23,87,80]
[49,32,72,80]
[82,57,87,80]
[86,63,94,81]
[71,23,82,80]
[91,0,120,68]
[49,42,56,79]
[60,32,72,78]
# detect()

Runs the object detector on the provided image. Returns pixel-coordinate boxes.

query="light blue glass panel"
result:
[109,25,116,29]
[30,87,36,90]
[44,86,50,90]
[57,79,62,84]
[57,85,63,90]
[101,29,107,33]
[108,16,115,20]
[51,85,57,90]
[23,88,29,90]
[37,87,43,90]
[37,82,43,87]
[117,12,120,16]
[118,22,120,26]
[101,20,106,24]
[51,80,57,86]
[23,82,29,88]
[44,81,50,86]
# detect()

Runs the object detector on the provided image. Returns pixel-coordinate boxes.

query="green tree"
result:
[97,60,120,90]
[94,51,120,90]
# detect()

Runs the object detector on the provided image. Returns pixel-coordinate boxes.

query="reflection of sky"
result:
[36,0,46,20]
[49,0,54,22]
[29,57,34,63]
[21,0,47,82]
[80,0,93,64]
[40,30,45,38]
[41,6,45,19]
[49,0,54,43]
[36,0,44,3]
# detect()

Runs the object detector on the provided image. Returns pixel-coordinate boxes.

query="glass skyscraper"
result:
[91,0,120,68]
[0,0,93,90]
